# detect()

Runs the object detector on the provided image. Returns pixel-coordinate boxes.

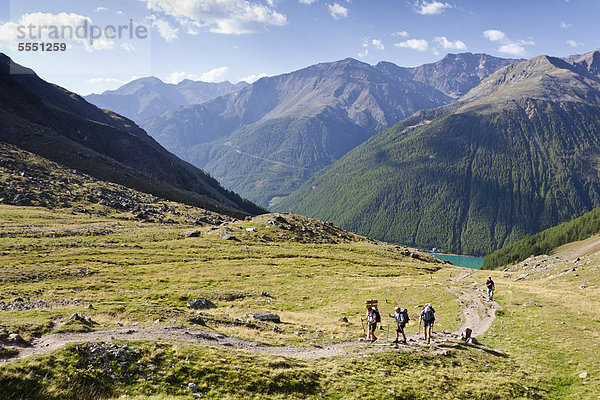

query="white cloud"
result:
[150,17,179,42]
[328,3,348,20]
[497,43,526,56]
[0,12,115,51]
[566,39,583,47]
[86,75,140,87]
[121,42,136,52]
[414,1,452,15]
[200,66,229,82]
[434,36,466,50]
[116,10,124,15]
[164,67,229,84]
[394,39,429,52]
[165,71,197,84]
[95,7,108,12]
[87,77,122,84]
[358,38,384,58]
[143,0,287,35]
[371,39,384,50]
[239,72,269,83]
[483,29,507,42]
[299,0,317,4]
[483,29,534,56]
[560,21,572,29]
[391,31,409,37]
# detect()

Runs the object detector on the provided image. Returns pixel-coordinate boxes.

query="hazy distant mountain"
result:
[84,77,248,123]
[278,50,600,255]
[0,53,262,217]
[143,54,516,206]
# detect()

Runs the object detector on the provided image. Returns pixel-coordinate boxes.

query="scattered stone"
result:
[182,230,202,238]
[153,319,163,324]
[252,313,281,323]
[68,313,95,325]
[466,337,479,345]
[516,273,530,281]
[219,232,239,241]
[578,284,587,290]
[190,316,206,326]
[338,317,349,323]
[261,291,274,298]
[188,382,199,392]
[8,333,25,344]
[579,372,588,379]
[260,235,272,242]
[246,227,257,232]
[187,299,217,310]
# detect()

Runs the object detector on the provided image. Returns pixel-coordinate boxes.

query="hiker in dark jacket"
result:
[361,307,378,342]
[486,277,495,301]
[419,303,435,344]
[389,306,408,344]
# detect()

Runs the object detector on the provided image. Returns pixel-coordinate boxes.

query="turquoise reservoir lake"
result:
[431,253,484,269]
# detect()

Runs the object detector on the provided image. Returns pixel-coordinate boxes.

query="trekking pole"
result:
[361,318,365,337]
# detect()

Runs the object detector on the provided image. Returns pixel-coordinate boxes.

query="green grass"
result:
[1,205,599,399]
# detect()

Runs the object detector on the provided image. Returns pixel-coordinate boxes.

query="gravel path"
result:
[4,279,500,362]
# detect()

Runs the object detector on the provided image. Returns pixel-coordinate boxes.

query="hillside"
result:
[483,205,600,269]
[142,54,516,206]
[277,51,600,256]
[85,77,247,124]
[0,53,262,217]
[1,198,599,398]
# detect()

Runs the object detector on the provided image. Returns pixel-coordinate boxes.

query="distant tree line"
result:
[483,206,600,269]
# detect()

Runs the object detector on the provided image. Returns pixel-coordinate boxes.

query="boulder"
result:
[8,333,25,344]
[190,316,206,326]
[252,313,281,323]
[187,299,216,310]
[182,230,202,238]
[219,232,239,241]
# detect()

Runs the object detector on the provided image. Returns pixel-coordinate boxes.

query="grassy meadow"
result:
[0,205,598,399]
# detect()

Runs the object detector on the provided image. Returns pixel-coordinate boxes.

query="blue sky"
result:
[1,0,598,95]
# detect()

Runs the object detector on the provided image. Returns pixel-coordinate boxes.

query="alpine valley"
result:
[278,50,600,256]
[134,53,516,207]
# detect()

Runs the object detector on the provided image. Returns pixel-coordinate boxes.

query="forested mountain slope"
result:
[278,51,600,255]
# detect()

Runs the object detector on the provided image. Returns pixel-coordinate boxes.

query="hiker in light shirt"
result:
[389,306,408,344]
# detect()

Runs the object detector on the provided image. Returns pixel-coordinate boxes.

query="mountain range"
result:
[84,77,248,124]
[277,50,600,255]
[0,53,262,217]
[139,53,516,206]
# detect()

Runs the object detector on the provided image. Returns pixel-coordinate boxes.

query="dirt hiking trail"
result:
[5,275,500,362]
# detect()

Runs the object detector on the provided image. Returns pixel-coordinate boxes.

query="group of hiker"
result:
[361,277,496,344]
[361,303,436,344]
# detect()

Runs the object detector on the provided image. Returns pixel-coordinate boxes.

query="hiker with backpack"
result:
[389,306,409,344]
[419,303,435,344]
[361,307,378,342]
[486,277,495,301]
